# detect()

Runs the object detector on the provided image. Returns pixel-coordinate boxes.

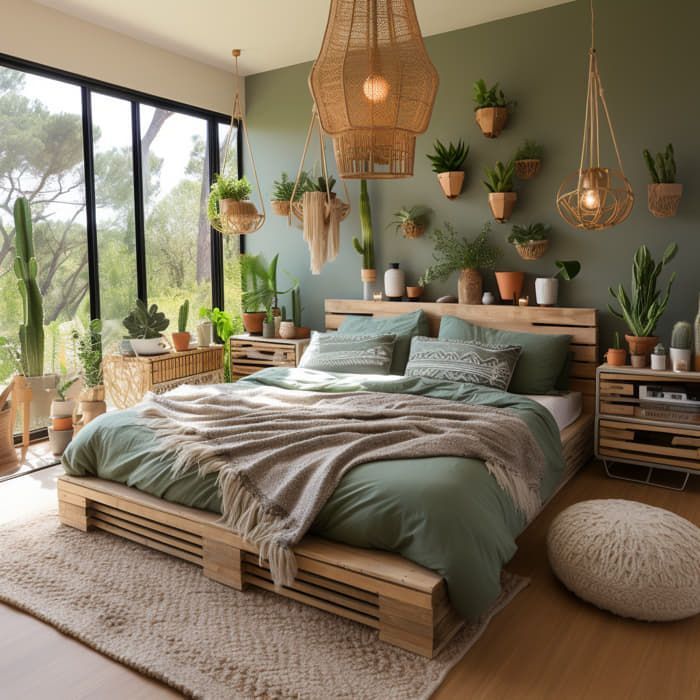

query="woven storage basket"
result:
[515,159,541,180]
[515,239,549,260]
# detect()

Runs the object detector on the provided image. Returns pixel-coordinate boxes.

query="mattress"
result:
[525,391,582,431]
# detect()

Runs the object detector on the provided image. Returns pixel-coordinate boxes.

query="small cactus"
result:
[613,331,621,350]
[671,321,692,350]
[178,299,189,333]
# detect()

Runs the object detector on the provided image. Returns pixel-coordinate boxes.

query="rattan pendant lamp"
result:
[556,0,634,230]
[309,0,439,179]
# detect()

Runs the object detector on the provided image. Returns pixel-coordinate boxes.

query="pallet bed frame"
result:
[58,301,598,658]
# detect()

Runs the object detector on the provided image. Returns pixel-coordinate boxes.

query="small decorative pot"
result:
[488,192,517,223]
[171,331,191,352]
[605,348,627,367]
[242,312,266,335]
[670,348,692,373]
[218,199,260,234]
[625,335,658,364]
[384,263,405,301]
[458,268,483,305]
[51,416,73,432]
[279,321,296,339]
[437,171,464,199]
[294,327,311,339]
[129,337,170,356]
[76,400,107,427]
[515,239,549,260]
[648,183,683,218]
[535,277,559,306]
[270,199,291,217]
[80,385,105,402]
[481,291,495,305]
[50,398,75,418]
[495,271,525,304]
[514,159,541,180]
[475,107,508,138]
[48,427,73,456]
[405,286,424,302]
[197,321,214,346]
[262,321,276,339]
[401,221,425,239]
[630,354,646,369]
[650,351,667,371]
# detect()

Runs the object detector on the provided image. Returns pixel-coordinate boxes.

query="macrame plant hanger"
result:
[211,49,266,235]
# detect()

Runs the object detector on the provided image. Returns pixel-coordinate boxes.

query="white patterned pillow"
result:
[405,336,522,390]
[298,332,397,375]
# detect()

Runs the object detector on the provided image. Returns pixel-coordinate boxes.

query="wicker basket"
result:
[515,239,549,260]
[515,159,541,180]
[216,199,264,235]
[648,183,682,218]
[401,221,426,239]
[270,200,291,216]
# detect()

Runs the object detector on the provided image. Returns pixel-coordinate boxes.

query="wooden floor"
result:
[1,461,699,699]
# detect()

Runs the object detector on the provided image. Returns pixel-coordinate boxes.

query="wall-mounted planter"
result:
[488,192,517,222]
[475,107,508,138]
[438,171,464,199]
[515,159,541,180]
[515,239,549,260]
[400,221,426,239]
[648,183,682,218]
[270,199,291,217]
[495,271,524,304]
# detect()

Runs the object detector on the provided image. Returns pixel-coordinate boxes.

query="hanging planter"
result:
[484,160,517,223]
[473,80,515,138]
[514,140,544,180]
[427,140,468,199]
[508,223,551,260]
[643,144,682,217]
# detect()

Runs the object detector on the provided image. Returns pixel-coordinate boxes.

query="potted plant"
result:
[406,285,424,301]
[608,243,678,365]
[514,139,544,179]
[508,223,550,260]
[643,144,682,218]
[170,300,191,352]
[50,376,79,431]
[534,260,581,306]
[427,139,469,199]
[651,342,667,371]
[388,205,431,239]
[670,321,692,372]
[484,160,517,222]
[199,308,236,382]
[419,222,500,305]
[123,300,170,355]
[291,286,309,339]
[262,308,276,339]
[71,319,106,431]
[473,79,515,138]
[240,253,292,334]
[207,174,260,234]
[605,332,627,367]
[352,179,377,299]
[270,172,310,216]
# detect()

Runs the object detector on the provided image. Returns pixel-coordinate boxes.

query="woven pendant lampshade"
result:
[309,0,439,179]
[556,1,633,230]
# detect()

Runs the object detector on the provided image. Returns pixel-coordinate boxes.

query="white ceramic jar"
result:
[535,277,559,306]
[384,263,405,301]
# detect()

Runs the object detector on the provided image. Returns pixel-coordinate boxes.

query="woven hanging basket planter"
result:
[457,268,483,305]
[515,159,541,180]
[214,199,264,235]
[270,200,291,217]
[647,183,682,218]
[475,107,509,138]
[515,239,549,260]
[400,220,426,239]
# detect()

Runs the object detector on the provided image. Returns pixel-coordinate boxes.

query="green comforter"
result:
[62,367,564,621]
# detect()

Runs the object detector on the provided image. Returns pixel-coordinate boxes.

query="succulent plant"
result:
[643,144,677,184]
[123,300,170,339]
[427,139,469,174]
[483,160,515,193]
[508,223,550,245]
[671,321,692,350]
[514,139,544,161]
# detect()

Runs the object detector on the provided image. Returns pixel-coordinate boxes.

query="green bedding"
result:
[62,367,564,621]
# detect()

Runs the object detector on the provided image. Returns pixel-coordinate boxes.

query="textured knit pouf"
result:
[547,499,700,621]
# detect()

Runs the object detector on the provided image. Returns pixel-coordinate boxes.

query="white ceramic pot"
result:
[196,321,214,347]
[25,374,58,431]
[48,427,73,456]
[279,321,296,339]
[535,278,559,306]
[670,348,691,373]
[384,263,405,301]
[650,353,667,371]
[481,292,495,305]
[129,337,170,356]
[50,398,75,418]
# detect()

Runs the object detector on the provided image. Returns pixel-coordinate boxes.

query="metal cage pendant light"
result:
[556,1,634,230]
[309,0,439,179]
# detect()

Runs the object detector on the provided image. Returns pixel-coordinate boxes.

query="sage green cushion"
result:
[405,336,521,391]
[438,316,571,395]
[338,309,429,374]
[298,332,396,375]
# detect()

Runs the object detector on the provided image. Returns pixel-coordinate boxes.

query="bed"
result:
[58,301,597,657]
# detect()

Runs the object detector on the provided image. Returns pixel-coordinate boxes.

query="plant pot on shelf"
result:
[171,331,191,352]
[630,354,646,368]
[50,397,75,419]
[242,312,266,335]
[495,272,525,304]
[516,239,549,260]
[48,427,73,456]
[406,286,424,302]
[670,347,692,373]
[51,416,73,431]
[294,327,311,339]
[262,321,276,339]
[197,321,214,347]
[361,268,378,301]
[605,348,627,366]
[624,335,658,366]
[647,183,682,218]
[535,277,559,306]
[219,199,262,234]
[457,268,483,305]
[514,159,541,180]
[129,337,169,356]
[384,263,406,301]
[270,199,291,217]
[475,107,508,138]
[279,321,296,339]
[437,172,464,199]
[80,385,105,403]
[488,192,517,223]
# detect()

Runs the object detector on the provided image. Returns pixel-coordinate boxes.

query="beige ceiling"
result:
[35,0,572,76]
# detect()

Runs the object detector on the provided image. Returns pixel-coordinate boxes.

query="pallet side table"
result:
[231,335,309,379]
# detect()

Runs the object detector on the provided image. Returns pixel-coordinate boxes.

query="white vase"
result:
[50,398,75,418]
[535,278,559,306]
[670,348,691,372]
[25,374,58,431]
[129,337,170,355]
[196,321,214,347]
[481,292,495,305]
[650,353,667,371]
[384,263,405,301]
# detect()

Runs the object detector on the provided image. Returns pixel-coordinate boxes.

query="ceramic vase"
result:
[670,348,691,373]
[197,321,214,346]
[457,269,482,305]
[481,291,495,305]
[384,263,405,301]
[535,278,559,306]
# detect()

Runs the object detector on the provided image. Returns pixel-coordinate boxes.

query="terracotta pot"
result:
[457,269,483,305]
[475,107,508,138]
[437,171,464,199]
[605,348,627,366]
[279,321,296,339]
[495,271,525,303]
[242,311,266,335]
[360,268,377,283]
[270,200,291,216]
[51,416,73,431]
[647,183,683,218]
[515,159,541,180]
[624,335,658,365]
[171,331,191,352]
[630,354,646,368]
[295,327,311,339]
[488,192,517,223]
[406,286,424,301]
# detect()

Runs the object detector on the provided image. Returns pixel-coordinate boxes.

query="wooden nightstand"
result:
[230,335,310,379]
[595,364,700,489]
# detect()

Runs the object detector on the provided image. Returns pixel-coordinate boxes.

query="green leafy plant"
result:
[199,307,236,382]
[554,260,581,280]
[0,336,23,377]
[292,286,304,328]
[419,222,500,286]
[671,321,692,350]
[240,253,294,314]
[608,243,678,337]
[56,375,79,401]
[272,171,311,201]
[514,139,544,161]
[71,319,103,388]
[472,79,516,111]
[308,175,336,194]
[483,160,515,193]
[207,174,253,222]
[178,300,189,333]
[643,144,677,184]
[387,205,432,234]
[508,223,550,245]
[122,300,170,339]
[427,139,469,173]
[352,179,375,269]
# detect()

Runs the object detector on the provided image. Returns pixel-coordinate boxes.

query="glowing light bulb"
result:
[581,188,600,210]
[362,74,390,103]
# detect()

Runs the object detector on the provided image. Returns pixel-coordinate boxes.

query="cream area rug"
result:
[0,500,528,699]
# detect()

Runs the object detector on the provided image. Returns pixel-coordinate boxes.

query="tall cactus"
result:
[291,287,303,328]
[352,179,375,270]
[13,197,44,377]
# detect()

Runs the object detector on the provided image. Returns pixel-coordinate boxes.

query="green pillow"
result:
[438,316,571,395]
[338,309,429,374]
[299,332,397,375]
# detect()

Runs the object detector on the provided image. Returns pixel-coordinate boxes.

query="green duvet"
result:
[62,367,564,621]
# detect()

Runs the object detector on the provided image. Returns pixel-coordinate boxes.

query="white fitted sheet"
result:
[525,392,582,431]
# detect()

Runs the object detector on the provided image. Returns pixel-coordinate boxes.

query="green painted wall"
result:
[243,0,699,352]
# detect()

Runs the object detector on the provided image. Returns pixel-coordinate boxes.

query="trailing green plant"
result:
[643,144,677,184]
[671,321,692,350]
[514,139,544,161]
[56,375,79,401]
[71,319,103,388]
[554,260,581,280]
[419,222,500,286]
[352,179,375,269]
[508,223,550,245]
[199,307,236,382]
[472,79,516,111]
[427,139,469,173]
[13,197,45,377]
[308,175,336,194]
[178,300,189,333]
[608,243,678,337]
[207,174,253,222]
[483,160,515,193]
[387,205,431,234]
[123,300,169,339]
[613,331,622,350]
[291,286,304,328]
[272,171,311,201]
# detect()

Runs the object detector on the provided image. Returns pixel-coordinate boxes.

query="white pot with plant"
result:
[388,205,431,240]
[670,321,692,372]
[50,376,78,420]
[123,300,170,355]
[207,174,262,235]
[508,223,550,260]
[473,79,515,138]
[644,144,682,218]
[419,222,500,305]
[484,160,517,223]
[427,139,468,199]
[514,139,544,180]
[535,260,581,306]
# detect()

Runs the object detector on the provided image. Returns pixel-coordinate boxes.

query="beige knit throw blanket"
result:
[138,384,545,586]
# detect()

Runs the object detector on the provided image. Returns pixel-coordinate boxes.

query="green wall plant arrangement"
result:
[669,321,692,373]
[514,140,544,180]
[608,243,678,365]
[427,139,469,199]
[534,260,581,306]
[508,223,551,260]
[172,299,191,351]
[352,179,377,299]
[388,205,431,239]
[419,221,500,305]
[484,160,517,222]
[643,143,682,218]
[473,79,515,138]
[123,300,170,356]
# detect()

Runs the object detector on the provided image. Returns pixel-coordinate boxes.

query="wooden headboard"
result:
[324,300,598,414]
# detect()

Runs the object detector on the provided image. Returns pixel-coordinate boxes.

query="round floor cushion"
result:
[547,499,700,621]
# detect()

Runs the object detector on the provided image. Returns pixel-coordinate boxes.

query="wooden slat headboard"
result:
[324,300,599,414]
